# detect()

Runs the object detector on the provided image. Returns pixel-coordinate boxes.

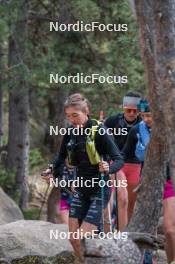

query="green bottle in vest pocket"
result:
[86,120,101,165]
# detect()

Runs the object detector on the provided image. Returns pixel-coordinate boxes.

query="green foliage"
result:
[0,163,16,193]
[29,148,45,171]
[0,19,8,41]
[23,208,40,220]
[0,163,21,204]
[0,0,145,155]
[71,0,101,22]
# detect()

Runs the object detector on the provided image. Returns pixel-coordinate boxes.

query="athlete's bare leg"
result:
[116,171,128,230]
[69,217,98,263]
[163,197,175,263]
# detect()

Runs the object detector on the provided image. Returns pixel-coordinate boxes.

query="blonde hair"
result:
[64,93,91,114]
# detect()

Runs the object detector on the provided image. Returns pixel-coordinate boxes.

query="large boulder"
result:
[2,220,165,264]
[0,187,23,225]
[85,236,142,264]
[0,220,143,264]
[0,220,74,264]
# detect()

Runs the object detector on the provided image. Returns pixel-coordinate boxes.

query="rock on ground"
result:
[85,235,142,264]
[0,220,166,264]
[0,220,74,264]
[0,187,23,225]
[155,250,167,264]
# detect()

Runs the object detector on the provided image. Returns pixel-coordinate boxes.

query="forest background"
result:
[0,0,144,218]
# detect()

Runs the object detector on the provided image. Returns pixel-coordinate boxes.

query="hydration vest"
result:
[67,119,102,166]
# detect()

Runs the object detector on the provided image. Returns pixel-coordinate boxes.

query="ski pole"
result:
[99,111,105,232]
[100,111,112,232]
[115,173,119,231]
[99,110,104,123]
[107,202,113,232]
[101,159,113,233]
[101,169,105,233]
[100,155,108,233]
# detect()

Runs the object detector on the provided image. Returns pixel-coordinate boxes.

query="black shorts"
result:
[69,186,111,226]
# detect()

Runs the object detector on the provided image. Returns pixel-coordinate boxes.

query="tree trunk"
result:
[152,0,175,194]
[45,88,68,222]
[7,1,30,209]
[44,88,67,153]
[129,0,136,17]
[128,0,171,233]
[0,46,3,147]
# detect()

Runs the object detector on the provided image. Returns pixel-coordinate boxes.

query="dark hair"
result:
[64,93,91,114]
[125,91,141,98]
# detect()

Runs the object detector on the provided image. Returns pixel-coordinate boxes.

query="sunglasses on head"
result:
[124,108,138,114]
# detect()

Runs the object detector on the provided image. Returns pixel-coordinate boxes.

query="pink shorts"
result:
[59,199,70,211]
[163,180,175,200]
[119,163,141,184]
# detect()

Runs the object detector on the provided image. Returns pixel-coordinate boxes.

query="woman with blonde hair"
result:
[43,93,124,263]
